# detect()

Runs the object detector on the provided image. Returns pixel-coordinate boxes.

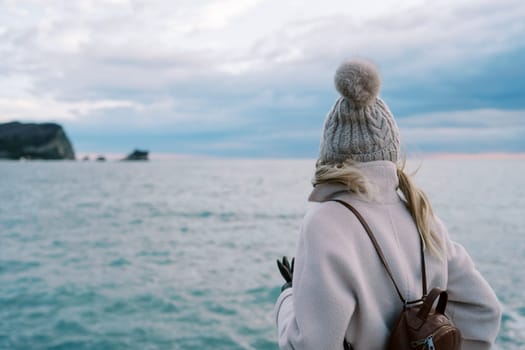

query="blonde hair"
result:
[313,159,443,257]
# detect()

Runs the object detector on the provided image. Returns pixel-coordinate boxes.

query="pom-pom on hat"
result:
[318,59,400,164]
[334,59,381,108]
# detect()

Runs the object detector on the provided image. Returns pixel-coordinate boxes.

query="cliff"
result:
[0,122,76,160]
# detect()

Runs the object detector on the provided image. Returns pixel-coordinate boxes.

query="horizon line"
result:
[74,151,525,161]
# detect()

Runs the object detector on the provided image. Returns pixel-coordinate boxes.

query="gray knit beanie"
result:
[318,59,400,164]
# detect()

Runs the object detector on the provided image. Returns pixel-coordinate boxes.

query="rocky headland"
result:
[0,122,76,160]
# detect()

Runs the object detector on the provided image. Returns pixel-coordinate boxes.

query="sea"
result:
[0,158,524,350]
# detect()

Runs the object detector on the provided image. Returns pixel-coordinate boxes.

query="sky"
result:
[0,0,524,158]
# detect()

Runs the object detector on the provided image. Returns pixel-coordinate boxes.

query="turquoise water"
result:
[0,159,524,349]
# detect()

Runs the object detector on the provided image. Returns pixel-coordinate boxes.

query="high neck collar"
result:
[308,160,401,204]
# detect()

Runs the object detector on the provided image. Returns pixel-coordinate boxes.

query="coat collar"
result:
[308,160,401,204]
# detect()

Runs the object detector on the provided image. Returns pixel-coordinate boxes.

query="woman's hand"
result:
[276,256,294,292]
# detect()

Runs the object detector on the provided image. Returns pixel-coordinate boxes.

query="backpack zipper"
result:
[411,335,435,349]
[411,324,458,349]
[425,336,435,350]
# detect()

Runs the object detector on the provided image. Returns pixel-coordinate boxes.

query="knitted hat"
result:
[318,59,400,164]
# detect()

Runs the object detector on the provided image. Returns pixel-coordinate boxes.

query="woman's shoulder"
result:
[301,200,364,242]
[304,200,347,225]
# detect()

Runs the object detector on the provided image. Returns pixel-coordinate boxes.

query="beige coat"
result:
[274,161,501,350]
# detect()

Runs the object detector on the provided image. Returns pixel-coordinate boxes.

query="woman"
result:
[274,60,501,350]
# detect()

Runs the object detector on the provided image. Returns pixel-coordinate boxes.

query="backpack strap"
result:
[331,199,427,305]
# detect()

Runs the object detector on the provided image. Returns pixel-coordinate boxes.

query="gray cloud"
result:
[399,109,525,153]
[4,0,524,94]
[1,0,524,154]
[400,109,525,128]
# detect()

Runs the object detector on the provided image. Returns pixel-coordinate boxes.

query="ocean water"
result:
[0,158,524,350]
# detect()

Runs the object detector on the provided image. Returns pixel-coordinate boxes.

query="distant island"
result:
[0,121,75,160]
[0,121,151,161]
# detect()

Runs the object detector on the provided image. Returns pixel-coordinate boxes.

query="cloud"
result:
[0,0,524,155]
[4,0,524,93]
[400,109,525,128]
[0,95,141,122]
[399,109,525,152]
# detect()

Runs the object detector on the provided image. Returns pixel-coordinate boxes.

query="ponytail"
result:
[397,163,443,257]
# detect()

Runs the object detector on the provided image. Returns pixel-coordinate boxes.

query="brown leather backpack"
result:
[333,200,462,350]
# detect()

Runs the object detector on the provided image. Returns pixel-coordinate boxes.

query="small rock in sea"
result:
[122,149,149,161]
[96,155,106,162]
